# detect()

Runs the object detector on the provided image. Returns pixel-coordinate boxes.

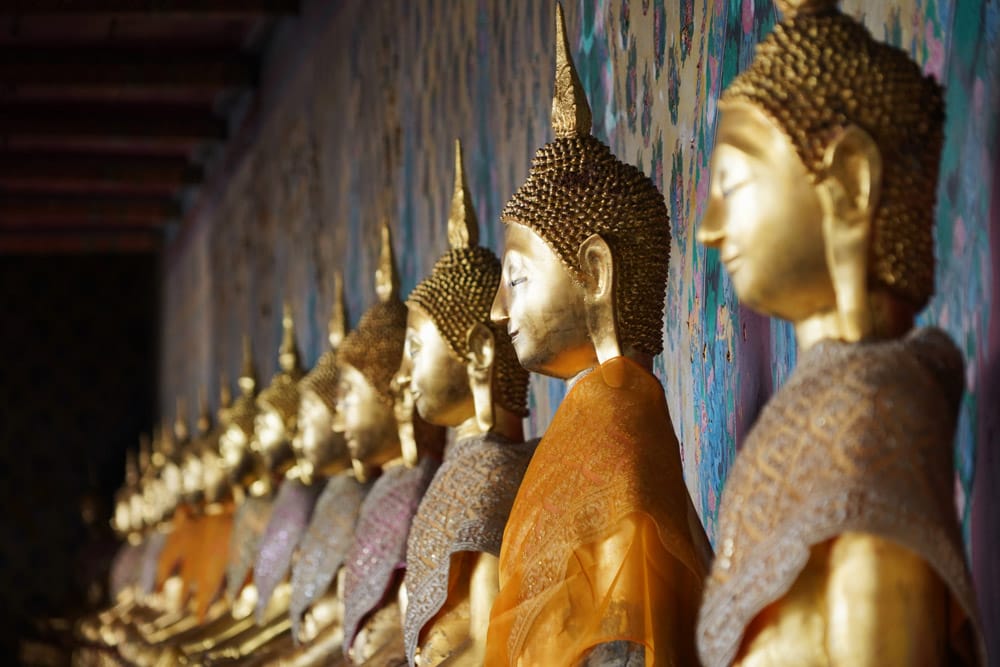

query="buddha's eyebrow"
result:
[715,124,773,162]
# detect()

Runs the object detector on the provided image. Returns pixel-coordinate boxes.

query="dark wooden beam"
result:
[0,230,161,254]
[0,152,203,190]
[5,0,298,16]
[0,193,179,227]
[0,48,256,88]
[0,102,226,142]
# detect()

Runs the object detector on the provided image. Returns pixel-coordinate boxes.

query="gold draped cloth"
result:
[697,328,985,667]
[486,356,710,666]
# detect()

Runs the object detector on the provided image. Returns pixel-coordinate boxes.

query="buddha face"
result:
[294,389,348,477]
[180,452,204,505]
[113,495,131,536]
[491,223,595,379]
[404,307,473,427]
[254,407,293,473]
[698,101,835,322]
[219,424,253,486]
[201,449,227,504]
[140,480,159,527]
[129,490,146,533]
[334,362,400,470]
[161,460,183,505]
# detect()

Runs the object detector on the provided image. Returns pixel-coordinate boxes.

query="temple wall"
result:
[161,0,1000,654]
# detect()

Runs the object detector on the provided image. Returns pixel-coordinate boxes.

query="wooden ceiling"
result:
[0,0,298,253]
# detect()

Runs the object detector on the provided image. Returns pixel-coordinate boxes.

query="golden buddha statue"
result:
[694,1,986,665]
[197,306,322,665]
[251,304,317,627]
[399,139,534,667]
[281,273,372,665]
[75,446,145,653]
[109,447,143,601]
[336,222,445,665]
[186,388,237,623]
[155,400,201,611]
[221,336,275,604]
[484,4,711,664]
[178,329,311,664]
[135,385,242,660]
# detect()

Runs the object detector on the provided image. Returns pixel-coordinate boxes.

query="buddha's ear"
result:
[465,322,496,432]
[578,233,622,364]
[817,124,881,342]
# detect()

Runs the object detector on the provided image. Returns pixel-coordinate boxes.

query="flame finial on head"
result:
[174,397,190,443]
[375,220,400,303]
[329,272,347,350]
[238,335,256,396]
[448,139,479,249]
[196,387,212,436]
[552,2,591,139]
[278,302,302,373]
[775,0,838,18]
[218,371,233,424]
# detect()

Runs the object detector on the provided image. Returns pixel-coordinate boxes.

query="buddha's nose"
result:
[696,199,726,248]
[490,285,509,326]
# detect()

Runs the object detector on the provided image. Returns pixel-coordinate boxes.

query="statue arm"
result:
[826,531,948,666]
[468,552,499,647]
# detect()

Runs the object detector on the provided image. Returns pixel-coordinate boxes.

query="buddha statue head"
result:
[220,337,266,490]
[157,411,185,511]
[294,273,351,483]
[696,0,944,348]
[490,3,670,380]
[113,447,140,538]
[190,388,229,505]
[334,222,408,482]
[172,398,207,508]
[403,140,529,439]
[254,304,306,477]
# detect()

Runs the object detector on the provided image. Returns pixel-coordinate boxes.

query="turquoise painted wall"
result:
[161,1,999,656]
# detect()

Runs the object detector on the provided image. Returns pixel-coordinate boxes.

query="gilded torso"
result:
[289,470,371,639]
[402,432,536,664]
[341,456,439,660]
[697,328,985,667]
[252,479,322,621]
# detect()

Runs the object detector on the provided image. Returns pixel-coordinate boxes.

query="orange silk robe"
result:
[485,357,711,666]
[155,504,199,604]
[155,502,235,619]
[190,502,235,620]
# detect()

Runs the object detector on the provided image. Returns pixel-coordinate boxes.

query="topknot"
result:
[408,140,529,415]
[301,273,349,413]
[722,2,944,307]
[258,304,306,426]
[228,335,259,438]
[338,223,408,405]
[502,134,671,356]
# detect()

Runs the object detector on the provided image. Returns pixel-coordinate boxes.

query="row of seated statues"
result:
[70,0,987,664]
